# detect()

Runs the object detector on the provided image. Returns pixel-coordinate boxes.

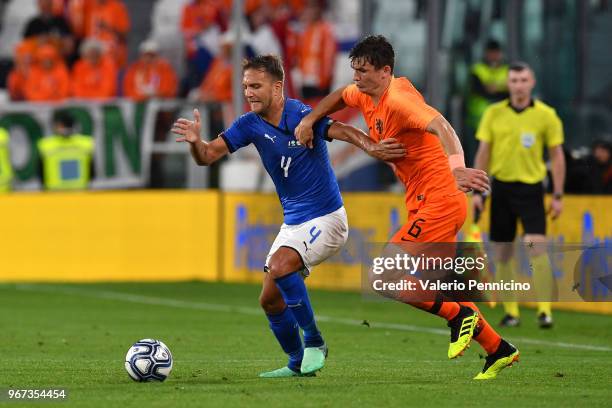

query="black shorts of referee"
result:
[489,178,546,242]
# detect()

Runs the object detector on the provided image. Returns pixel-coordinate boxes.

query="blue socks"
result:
[266,307,303,372]
[275,271,324,348]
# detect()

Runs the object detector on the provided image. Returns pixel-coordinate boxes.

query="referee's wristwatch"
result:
[553,192,563,200]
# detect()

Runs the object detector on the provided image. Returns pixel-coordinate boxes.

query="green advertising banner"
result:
[0,100,147,189]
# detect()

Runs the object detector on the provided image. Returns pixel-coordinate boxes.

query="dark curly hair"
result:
[349,35,395,73]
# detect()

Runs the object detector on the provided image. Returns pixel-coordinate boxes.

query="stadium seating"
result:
[0,0,37,59]
[148,0,191,79]
[372,0,425,86]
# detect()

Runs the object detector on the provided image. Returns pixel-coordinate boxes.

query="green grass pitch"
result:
[0,282,610,407]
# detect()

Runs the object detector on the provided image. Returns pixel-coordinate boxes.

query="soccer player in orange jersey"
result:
[296,35,519,380]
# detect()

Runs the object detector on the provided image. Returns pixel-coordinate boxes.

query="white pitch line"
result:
[12,284,612,353]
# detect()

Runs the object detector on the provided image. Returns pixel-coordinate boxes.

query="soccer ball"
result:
[124,339,173,382]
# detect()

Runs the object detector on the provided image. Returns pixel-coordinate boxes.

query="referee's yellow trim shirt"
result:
[476,99,564,184]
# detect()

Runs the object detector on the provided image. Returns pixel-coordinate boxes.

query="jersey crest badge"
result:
[520,132,535,148]
[375,118,384,134]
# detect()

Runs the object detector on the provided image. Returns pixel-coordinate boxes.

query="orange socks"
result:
[399,296,502,355]
[459,302,501,354]
[406,300,460,321]
[433,301,461,321]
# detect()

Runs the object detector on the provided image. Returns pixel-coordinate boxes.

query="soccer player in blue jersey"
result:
[171,55,405,378]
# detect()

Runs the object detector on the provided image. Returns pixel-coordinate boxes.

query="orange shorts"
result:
[390,192,467,244]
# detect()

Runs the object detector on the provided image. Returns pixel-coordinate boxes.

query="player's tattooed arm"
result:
[172,108,229,165]
[427,115,490,193]
[328,122,406,162]
[296,86,348,149]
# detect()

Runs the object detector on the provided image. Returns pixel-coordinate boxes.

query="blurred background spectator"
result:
[23,0,75,63]
[466,40,509,120]
[189,33,234,128]
[0,0,609,194]
[267,0,305,97]
[567,140,612,194]
[180,0,222,92]
[64,0,94,42]
[289,0,336,105]
[24,44,70,101]
[465,39,508,162]
[123,39,177,101]
[87,0,130,67]
[244,2,281,56]
[7,41,35,101]
[71,38,117,99]
[589,140,612,194]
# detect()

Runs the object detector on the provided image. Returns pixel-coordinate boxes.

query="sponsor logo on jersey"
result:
[288,139,303,148]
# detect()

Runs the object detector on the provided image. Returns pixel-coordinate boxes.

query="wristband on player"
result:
[553,192,563,200]
[448,154,466,170]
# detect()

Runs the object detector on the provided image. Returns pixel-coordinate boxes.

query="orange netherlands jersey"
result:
[24,64,70,102]
[198,57,232,102]
[295,20,336,90]
[66,0,94,39]
[342,76,458,211]
[181,1,218,35]
[181,0,219,57]
[71,56,117,99]
[87,0,130,66]
[87,0,129,38]
[123,58,178,101]
[7,69,28,101]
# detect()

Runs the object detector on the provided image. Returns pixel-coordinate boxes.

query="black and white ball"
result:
[125,339,173,382]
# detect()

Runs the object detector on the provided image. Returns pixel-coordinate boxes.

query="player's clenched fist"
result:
[452,167,490,193]
[295,118,315,149]
[172,108,202,144]
[367,138,406,162]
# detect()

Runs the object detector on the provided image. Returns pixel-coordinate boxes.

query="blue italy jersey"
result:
[221,98,343,225]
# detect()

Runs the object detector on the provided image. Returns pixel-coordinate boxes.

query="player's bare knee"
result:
[267,259,293,279]
[266,261,281,279]
[259,293,285,314]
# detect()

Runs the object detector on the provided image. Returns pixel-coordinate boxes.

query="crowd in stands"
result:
[5,0,338,105]
[8,0,132,101]
[1,0,610,194]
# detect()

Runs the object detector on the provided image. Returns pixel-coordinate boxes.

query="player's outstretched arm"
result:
[427,115,490,193]
[171,108,229,166]
[328,122,406,162]
[296,86,348,149]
